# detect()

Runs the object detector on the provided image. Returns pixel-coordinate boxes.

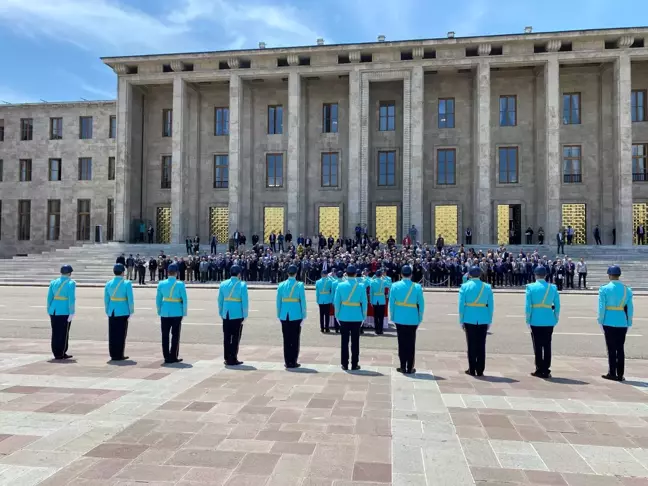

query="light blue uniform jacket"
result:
[156,277,188,317]
[598,281,633,328]
[218,277,249,320]
[370,277,392,305]
[276,278,307,320]
[458,278,494,325]
[315,277,333,305]
[525,280,560,327]
[47,277,76,316]
[389,279,424,325]
[334,277,368,322]
[104,277,135,317]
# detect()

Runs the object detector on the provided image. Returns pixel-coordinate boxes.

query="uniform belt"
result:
[319,291,330,294]
[163,298,182,303]
[224,298,242,302]
[111,298,127,302]
[282,298,299,303]
[395,302,417,308]
[531,304,552,309]
[373,292,384,296]
[53,297,68,301]
[465,303,486,307]
[605,306,625,311]
[342,302,360,307]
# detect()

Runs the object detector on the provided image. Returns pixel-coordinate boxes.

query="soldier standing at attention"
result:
[598,265,634,382]
[276,265,307,368]
[371,269,392,335]
[47,265,76,360]
[104,264,135,361]
[330,270,344,333]
[389,265,424,374]
[315,270,333,333]
[525,265,560,378]
[218,265,249,366]
[156,263,187,364]
[333,265,367,371]
[458,266,494,376]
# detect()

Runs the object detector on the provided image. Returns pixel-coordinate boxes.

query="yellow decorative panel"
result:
[264,207,285,243]
[375,206,398,243]
[209,207,229,243]
[156,207,171,244]
[318,206,340,240]
[561,203,587,244]
[497,205,509,245]
[434,205,458,245]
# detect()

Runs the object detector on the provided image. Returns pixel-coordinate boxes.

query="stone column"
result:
[348,69,362,235]
[115,77,132,242]
[171,76,188,244]
[545,56,561,237]
[409,65,424,240]
[228,73,242,236]
[287,71,301,235]
[615,52,633,246]
[473,60,491,243]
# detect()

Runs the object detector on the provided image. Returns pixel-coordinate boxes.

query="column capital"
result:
[617,35,634,48]
[113,64,128,75]
[349,51,361,63]
[228,57,240,69]
[170,60,185,72]
[287,54,300,66]
[546,39,562,52]
[478,43,491,56]
[412,47,424,59]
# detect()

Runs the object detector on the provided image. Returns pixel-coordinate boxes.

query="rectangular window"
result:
[379,102,396,131]
[268,105,283,135]
[47,199,61,241]
[499,96,517,126]
[213,154,229,188]
[108,156,115,180]
[0,159,3,182]
[161,155,172,189]
[18,200,30,240]
[378,151,396,186]
[214,107,229,135]
[48,158,62,181]
[498,147,518,184]
[77,199,91,241]
[438,98,455,129]
[563,93,581,125]
[437,148,456,185]
[321,152,339,187]
[162,109,172,137]
[107,198,114,241]
[50,117,63,140]
[633,143,648,181]
[562,145,582,183]
[109,115,117,138]
[0,119,4,141]
[266,153,284,187]
[20,118,33,141]
[632,90,646,123]
[78,157,92,180]
[322,103,339,133]
[79,116,93,139]
[19,159,32,182]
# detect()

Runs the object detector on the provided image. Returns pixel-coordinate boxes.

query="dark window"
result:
[50,117,63,140]
[215,107,229,135]
[108,156,115,180]
[78,158,92,180]
[379,102,396,131]
[0,159,3,182]
[47,199,61,241]
[437,149,456,185]
[77,199,91,241]
[321,152,339,187]
[378,151,396,186]
[20,118,33,141]
[498,147,518,183]
[266,153,284,187]
[162,109,172,137]
[213,154,229,188]
[18,200,30,240]
[161,156,172,189]
[107,198,114,241]
[563,93,581,125]
[79,116,93,139]
[268,105,283,135]
[0,119,4,141]
[109,115,117,138]
[19,159,32,182]
[499,96,517,126]
[633,144,648,181]
[323,103,339,133]
[632,90,646,123]
[48,158,62,181]
[562,145,582,183]
[438,98,455,128]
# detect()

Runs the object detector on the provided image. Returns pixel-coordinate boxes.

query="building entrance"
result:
[497,204,522,245]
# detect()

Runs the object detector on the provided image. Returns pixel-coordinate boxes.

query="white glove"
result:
[67,314,75,323]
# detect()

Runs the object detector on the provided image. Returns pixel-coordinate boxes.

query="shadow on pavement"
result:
[408,373,445,381]
[107,359,138,366]
[286,367,318,374]
[477,375,519,384]
[345,369,383,377]
[224,364,256,371]
[162,362,193,369]
[47,359,77,364]
[547,377,589,385]
[624,380,648,387]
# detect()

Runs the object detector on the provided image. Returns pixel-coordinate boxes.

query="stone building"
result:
[3,27,648,256]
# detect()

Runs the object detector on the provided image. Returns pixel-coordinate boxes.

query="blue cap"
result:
[321,269,328,275]
[113,264,125,275]
[346,265,357,275]
[401,265,412,276]
[288,265,298,274]
[469,266,481,277]
[534,265,547,277]
[60,265,73,274]
[230,265,241,276]
[168,263,179,272]
[375,269,382,276]
[607,265,622,276]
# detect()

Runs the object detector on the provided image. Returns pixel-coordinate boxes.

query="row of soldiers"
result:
[46,262,634,381]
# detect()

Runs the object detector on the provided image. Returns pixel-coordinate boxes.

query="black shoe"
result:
[465,369,475,376]
[320,329,324,333]
[531,371,541,377]
[476,371,483,377]
[544,372,552,379]
[62,354,73,359]
[397,367,404,373]
[341,365,348,371]
[325,329,330,333]
[335,330,340,334]
[112,356,129,361]
[601,374,617,381]
[618,376,625,382]
[292,363,301,369]
[351,365,361,371]
[406,369,416,374]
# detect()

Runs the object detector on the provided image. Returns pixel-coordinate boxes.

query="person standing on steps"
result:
[315,269,333,333]
[276,265,307,368]
[104,264,134,361]
[389,265,424,374]
[156,263,187,364]
[218,265,249,366]
[334,265,367,371]
[47,265,76,360]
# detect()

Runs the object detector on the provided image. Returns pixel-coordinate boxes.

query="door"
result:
[375,205,398,243]
[209,207,229,243]
[434,205,458,245]
[509,204,522,245]
[318,206,340,240]
[264,207,285,244]
[156,207,171,243]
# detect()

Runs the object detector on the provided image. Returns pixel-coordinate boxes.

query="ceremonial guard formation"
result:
[276,265,307,368]
[218,265,249,366]
[389,265,424,374]
[315,270,333,333]
[104,264,135,361]
[156,263,188,363]
[46,265,76,360]
[369,269,392,335]
[333,265,367,370]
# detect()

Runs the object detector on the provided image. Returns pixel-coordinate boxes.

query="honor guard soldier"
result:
[156,263,188,364]
[525,265,560,378]
[104,264,135,361]
[218,264,249,366]
[371,269,392,335]
[389,265,424,374]
[329,270,345,333]
[333,265,367,370]
[315,270,333,333]
[458,266,494,376]
[276,265,307,368]
[47,265,76,360]
[598,265,634,382]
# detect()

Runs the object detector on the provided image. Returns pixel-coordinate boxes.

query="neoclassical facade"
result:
[2,27,648,256]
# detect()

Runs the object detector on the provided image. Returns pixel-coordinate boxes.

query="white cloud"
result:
[80,83,116,100]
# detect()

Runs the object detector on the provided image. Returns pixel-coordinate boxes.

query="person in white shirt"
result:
[576,258,588,289]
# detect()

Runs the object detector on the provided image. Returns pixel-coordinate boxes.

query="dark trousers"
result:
[639,234,645,245]
[281,319,302,366]
[557,242,565,254]
[160,317,182,362]
[603,326,628,378]
[373,304,386,334]
[50,314,71,359]
[318,304,330,331]
[150,270,156,282]
[578,273,587,288]
[595,235,602,245]
[211,243,217,254]
[339,321,361,367]
[464,323,487,375]
[223,317,244,364]
[108,314,129,359]
[396,324,417,372]
[566,273,574,289]
[530,326,554,374]
[138,269,145,285]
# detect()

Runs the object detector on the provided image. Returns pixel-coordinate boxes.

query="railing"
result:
[563,173,582,183]
[633,172,648,182]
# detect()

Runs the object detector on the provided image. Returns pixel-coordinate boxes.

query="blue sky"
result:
[0,0,646,104]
